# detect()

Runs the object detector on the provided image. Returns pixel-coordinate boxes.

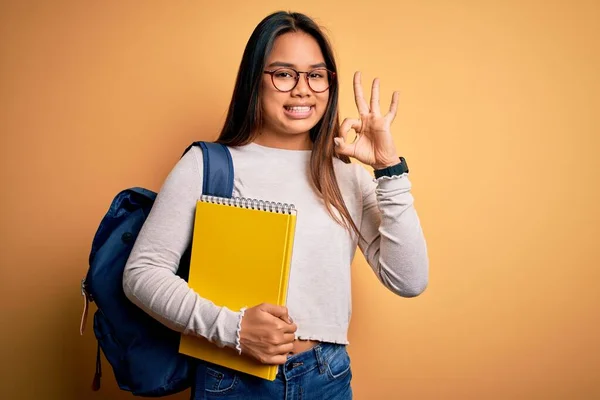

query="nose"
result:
[291,73,311,97]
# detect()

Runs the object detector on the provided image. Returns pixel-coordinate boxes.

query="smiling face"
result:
[257,31,330,150]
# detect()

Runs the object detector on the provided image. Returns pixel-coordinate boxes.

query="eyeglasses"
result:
[263,68,336,93]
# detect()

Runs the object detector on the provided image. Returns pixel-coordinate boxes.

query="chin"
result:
[282,118,321,135]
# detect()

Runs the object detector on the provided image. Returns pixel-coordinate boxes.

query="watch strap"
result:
[374,157,409,179]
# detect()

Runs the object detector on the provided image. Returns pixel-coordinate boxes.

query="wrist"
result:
[372,155,400,170]
[372,161,398,170]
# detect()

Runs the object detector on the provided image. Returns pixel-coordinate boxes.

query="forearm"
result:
[360,174,429,297]
[122,147,240,348]
[123,255,239,348]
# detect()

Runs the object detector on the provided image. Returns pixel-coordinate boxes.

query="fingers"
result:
[261,303,293,324]
[260,337,296,365]
[242,303,300,365]
[268,331,295,347]
[256,347,290,365]
[335,117,361,157]
[355,71,398,121]
[256,331,296,365]
[370,78,381,115]
[340,117,361,135]
[387,91,400,121]
[353,71,370,116]
[334,137,355,158]
[282,333,296,342]
[267,354,289,365]
[276,341,295,354]
[282,321,298,334]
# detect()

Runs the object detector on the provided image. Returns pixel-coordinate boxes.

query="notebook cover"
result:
[178,197,297,380]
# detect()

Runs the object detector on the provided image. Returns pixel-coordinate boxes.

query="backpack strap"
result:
[183,141,234,198]
[128,187,158,200]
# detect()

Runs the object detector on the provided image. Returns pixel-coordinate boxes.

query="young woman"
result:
[123,10,428,400]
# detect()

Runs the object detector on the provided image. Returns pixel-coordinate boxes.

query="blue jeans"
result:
[190,342,353,399]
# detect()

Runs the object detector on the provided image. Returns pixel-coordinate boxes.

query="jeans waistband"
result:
[276,342,345,381]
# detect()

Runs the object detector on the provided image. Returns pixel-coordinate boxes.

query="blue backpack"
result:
[80,142,234,397]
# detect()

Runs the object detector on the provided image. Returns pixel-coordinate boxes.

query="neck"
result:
[252,130,313,150]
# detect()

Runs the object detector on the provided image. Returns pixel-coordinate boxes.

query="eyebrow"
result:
[266,61,327,69]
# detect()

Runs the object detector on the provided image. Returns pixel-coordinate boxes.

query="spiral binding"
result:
[200,195,297,215]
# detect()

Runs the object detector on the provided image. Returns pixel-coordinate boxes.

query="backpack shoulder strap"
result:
[128,187,158,201]
[183,141,234,198]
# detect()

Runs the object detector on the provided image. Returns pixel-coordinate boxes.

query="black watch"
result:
[374,157,409,179]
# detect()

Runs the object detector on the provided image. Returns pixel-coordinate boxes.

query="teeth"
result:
[286,106,311,112]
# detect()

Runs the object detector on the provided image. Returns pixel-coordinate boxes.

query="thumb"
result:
[261,303,293,323]
[336,117,360,157]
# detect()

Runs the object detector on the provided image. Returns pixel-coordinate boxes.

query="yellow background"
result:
[1,1,598,399]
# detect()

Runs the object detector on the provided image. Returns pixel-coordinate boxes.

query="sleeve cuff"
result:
[214,307,244,349]
[375,172,410,184]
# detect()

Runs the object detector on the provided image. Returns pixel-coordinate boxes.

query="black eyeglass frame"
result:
[263,67,336,93]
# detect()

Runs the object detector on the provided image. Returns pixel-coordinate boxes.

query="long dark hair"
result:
[217,11,360,237]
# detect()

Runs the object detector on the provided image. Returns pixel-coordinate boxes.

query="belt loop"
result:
[314,344,326,374]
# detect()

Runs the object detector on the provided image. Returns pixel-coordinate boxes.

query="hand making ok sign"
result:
[334,71,401,169]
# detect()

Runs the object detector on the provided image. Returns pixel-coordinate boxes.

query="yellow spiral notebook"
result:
[178,194,297,381]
